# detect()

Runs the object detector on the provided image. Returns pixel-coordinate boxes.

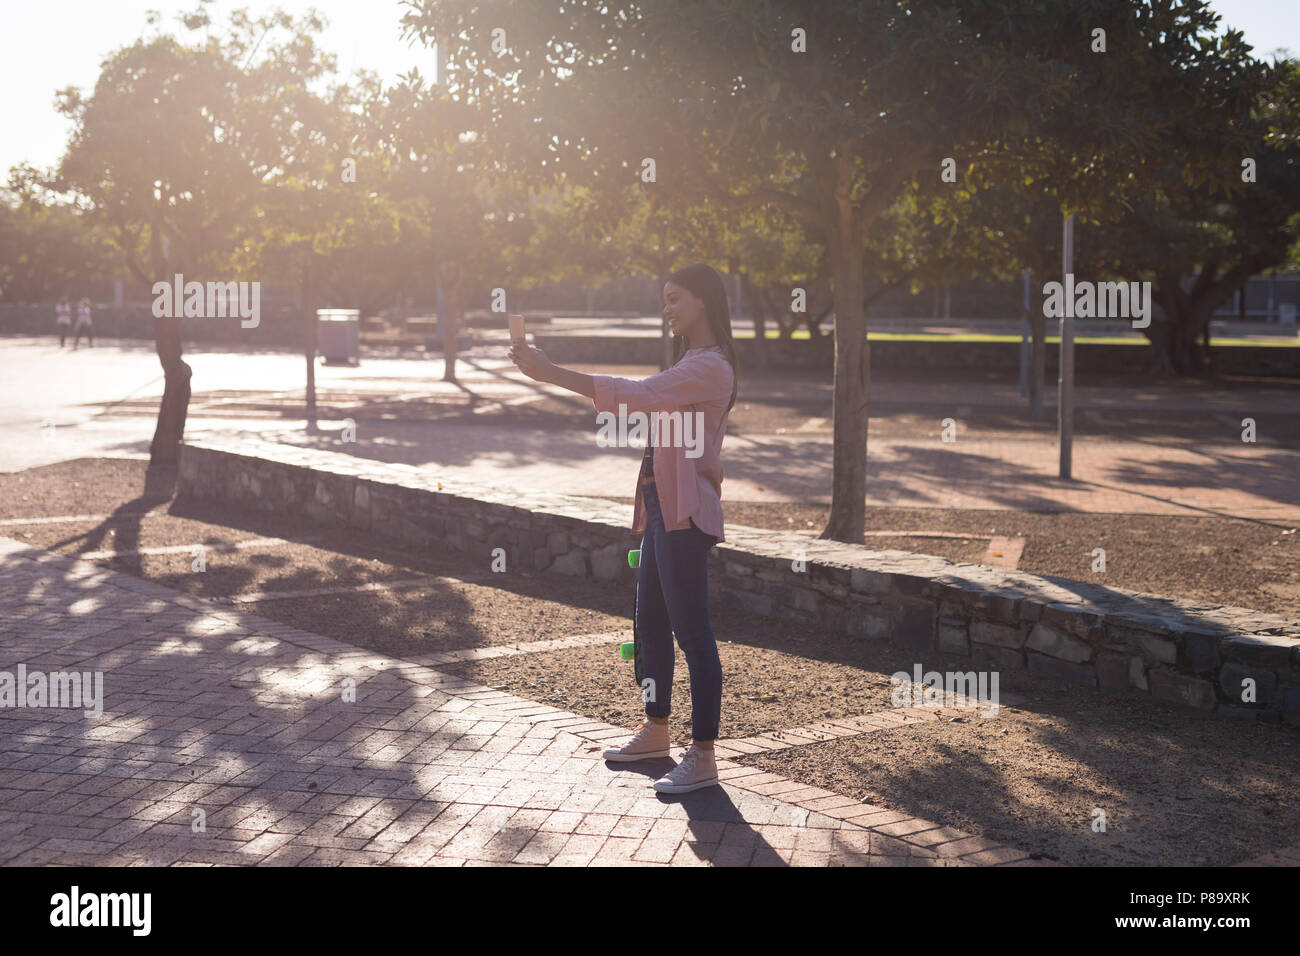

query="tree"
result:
[369,73,534,382]
[720,205,826,367]
[0,173,117,303]
[1096,58,1300,374]
[238,66,398,426]
[50,2,340,462]
[597,193,729,368]
[898,170,1069,419]
[403,0,1268,542]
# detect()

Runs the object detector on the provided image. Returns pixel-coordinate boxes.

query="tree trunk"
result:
[1150,261,1263,377]
[761,286,793,341]
[806,282,827,337]
[1174,320,1199,375]
[1028,309,1046,420]
[820,164,869,545]
[303,272,317,428]
[742,274,768,370]
[1149,301,1212,376]
[146,213,190,467]
[149,315,191,465]
[441,262,463,382]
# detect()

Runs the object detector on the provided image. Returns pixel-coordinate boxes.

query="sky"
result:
[1,0,1296,182]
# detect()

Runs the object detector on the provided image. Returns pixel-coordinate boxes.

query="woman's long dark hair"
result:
[665,263,739,412]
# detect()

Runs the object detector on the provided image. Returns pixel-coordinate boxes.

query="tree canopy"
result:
[11,0,1299,521]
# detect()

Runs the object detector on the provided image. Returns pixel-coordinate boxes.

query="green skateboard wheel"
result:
[620,641,635,660]
[628,549,640,569]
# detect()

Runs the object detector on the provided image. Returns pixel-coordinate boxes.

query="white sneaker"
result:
[652,744,719,793]
[603,720,671,762]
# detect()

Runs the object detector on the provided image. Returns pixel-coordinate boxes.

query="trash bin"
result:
[317,309,360,365]
[1280,303,1296,328]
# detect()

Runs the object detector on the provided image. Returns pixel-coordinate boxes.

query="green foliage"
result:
[0,176,117,301]
[13,0,1297,362]
[48,5,344,287]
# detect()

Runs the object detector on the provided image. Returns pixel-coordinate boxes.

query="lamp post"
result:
[1019,269,1030,397]
[1059,213,1075,479]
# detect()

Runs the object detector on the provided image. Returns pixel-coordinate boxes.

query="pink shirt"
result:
[591,346,734,542]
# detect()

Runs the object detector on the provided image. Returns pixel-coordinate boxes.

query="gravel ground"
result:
[442,615,964,740]
[1,460,629,655]
[454,642,1300,866]
[710,502,1300,617]
[740,688,1300,866]
[1,457,165,520]
[3,457,1297,866]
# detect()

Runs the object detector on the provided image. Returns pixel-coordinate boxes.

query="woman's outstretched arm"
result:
[510,342,731,413]
[509,343,595,398]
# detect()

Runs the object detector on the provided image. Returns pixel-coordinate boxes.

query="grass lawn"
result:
[733,329,1300,347]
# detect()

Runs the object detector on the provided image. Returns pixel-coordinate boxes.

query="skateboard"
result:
[622,549,645,687]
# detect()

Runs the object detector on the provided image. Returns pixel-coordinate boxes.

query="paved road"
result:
[3,336,1297,521]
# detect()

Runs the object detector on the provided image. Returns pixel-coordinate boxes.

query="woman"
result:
[508,264,738,793]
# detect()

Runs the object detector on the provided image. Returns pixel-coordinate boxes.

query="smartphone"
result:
[508,313,526,343]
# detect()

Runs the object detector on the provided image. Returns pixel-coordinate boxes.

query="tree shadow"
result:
[1100,446,1300,513]
[43,461,180,574]
[828,685,1300,865]
[0,534,610,866]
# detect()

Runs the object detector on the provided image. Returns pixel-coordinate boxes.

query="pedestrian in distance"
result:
[73,297,94,349]
[56,296,71,347]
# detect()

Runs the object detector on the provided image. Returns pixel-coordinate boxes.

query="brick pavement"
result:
[0,535,1060,867]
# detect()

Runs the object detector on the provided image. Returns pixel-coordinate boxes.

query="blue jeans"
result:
[637,482,722,741]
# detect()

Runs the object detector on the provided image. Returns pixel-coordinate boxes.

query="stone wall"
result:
[178,438,1300,726]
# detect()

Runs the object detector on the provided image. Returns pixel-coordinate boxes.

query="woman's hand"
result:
[508,342,556,384]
